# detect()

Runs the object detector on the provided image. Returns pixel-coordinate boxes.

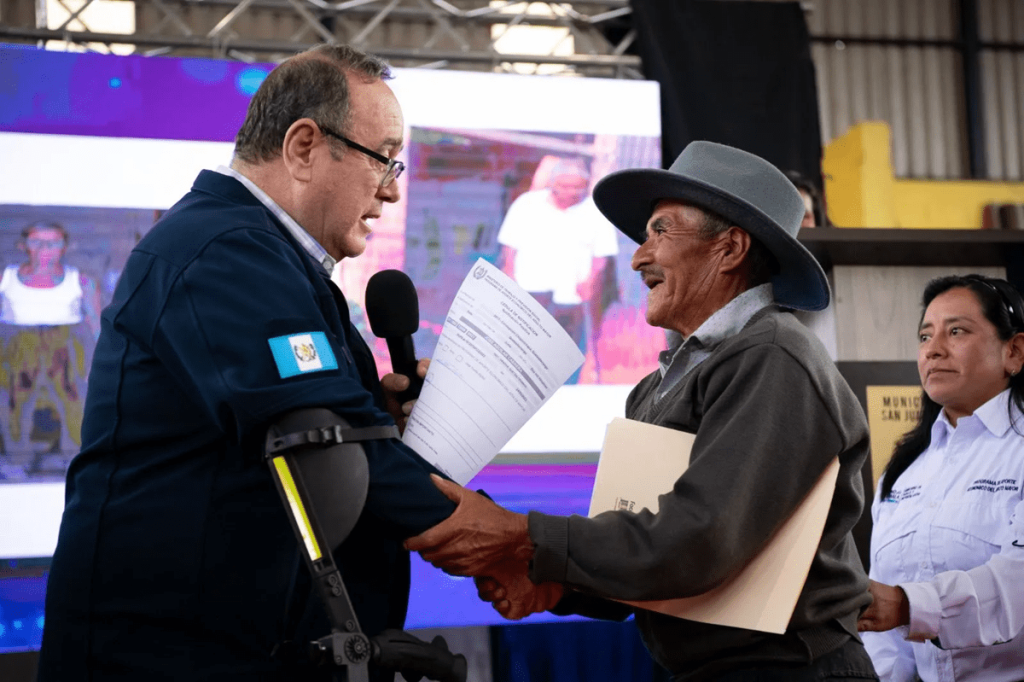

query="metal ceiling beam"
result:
[0,24,641,67]
[2,0,641,76]
[156,0,630,29]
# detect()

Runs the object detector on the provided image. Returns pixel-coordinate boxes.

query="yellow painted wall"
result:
[823,122,1024,229]
[894,179,1024,229]
[822,122,897,228]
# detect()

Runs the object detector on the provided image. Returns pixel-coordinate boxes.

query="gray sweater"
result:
[528,308,872,679]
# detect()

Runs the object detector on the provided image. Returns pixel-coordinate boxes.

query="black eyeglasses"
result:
[318,123,405,188]
[964,275,1024,330]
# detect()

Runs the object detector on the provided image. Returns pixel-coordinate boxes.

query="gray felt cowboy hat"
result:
[592,141,830,312]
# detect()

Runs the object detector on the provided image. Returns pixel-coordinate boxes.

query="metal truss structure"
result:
[0,0,643,77]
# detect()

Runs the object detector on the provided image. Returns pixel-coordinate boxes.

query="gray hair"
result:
[549,158,591,182]
[697,209,778,288]
[234,44,392,164]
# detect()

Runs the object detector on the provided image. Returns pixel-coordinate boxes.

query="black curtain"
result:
[630,0,823,189]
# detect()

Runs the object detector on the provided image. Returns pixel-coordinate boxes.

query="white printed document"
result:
[589,417,839,634]
[403,259,585,484]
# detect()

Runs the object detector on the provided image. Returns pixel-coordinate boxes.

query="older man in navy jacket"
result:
[38,45,456,682]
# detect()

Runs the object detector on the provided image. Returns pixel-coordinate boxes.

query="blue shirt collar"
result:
[658,283,775,376]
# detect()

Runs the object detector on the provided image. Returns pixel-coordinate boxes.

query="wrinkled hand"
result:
[405,475,532,576]
[381,358,430,433]
[475,561,564,621]
[857,580,911,632]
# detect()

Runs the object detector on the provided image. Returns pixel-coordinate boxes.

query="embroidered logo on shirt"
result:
[965,478,1019,493]
[268,332,338,378]
[883,485,921,503]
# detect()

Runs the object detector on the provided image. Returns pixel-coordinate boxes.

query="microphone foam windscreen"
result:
[365,269,420,338]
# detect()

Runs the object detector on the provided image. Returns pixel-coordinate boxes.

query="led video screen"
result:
[0,44,661,637]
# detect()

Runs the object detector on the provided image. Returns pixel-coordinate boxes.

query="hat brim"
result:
[593,169,830,312]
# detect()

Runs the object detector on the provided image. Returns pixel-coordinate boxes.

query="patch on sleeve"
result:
[268,332,338,378]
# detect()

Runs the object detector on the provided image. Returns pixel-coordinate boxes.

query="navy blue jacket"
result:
[37,171,456,681]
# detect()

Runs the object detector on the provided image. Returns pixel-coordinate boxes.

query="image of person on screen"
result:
[38,45,459,682]
[0,221,102,336]
[0,221,100,473]
[496,156,619,384]
[407,142,878,680]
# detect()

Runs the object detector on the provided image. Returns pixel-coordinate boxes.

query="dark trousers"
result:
[532,292,586,384]
[694,639,879,682]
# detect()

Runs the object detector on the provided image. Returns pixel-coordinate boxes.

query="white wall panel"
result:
[834,265,1007,361]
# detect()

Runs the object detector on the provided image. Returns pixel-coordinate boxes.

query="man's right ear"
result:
[280,118,319,183]
[716,226,752,274]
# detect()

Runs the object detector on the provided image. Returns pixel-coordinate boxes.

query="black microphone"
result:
[365,269,424,403]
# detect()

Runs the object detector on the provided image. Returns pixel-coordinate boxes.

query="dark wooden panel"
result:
[799,227,1024,268]
[836,361,921,573]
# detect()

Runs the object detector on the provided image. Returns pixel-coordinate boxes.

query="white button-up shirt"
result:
[863,388,1024,681]
[214,165,336,275]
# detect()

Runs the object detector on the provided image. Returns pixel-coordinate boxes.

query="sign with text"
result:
[865,385,922,488]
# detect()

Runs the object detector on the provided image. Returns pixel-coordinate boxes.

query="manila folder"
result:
[588,417,839,635]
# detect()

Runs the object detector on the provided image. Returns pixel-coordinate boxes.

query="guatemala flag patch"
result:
[268,332,338,378]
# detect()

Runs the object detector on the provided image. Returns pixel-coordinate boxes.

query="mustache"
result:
[637,265,664,280]
[638,266,665,286]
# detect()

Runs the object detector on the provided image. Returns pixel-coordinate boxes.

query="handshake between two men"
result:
[385,358,562,621]
[404,475,565,621]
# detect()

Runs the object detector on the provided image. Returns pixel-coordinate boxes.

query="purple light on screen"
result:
[0,45,263,141]
[406,463,597,629]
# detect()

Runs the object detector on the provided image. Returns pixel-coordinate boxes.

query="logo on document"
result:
[473,266,487,280]
[614,497,636,512]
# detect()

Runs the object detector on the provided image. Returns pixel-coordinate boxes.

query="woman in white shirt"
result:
[0,221,101,334]
[0,221,103,457]
[859,274,1024,681]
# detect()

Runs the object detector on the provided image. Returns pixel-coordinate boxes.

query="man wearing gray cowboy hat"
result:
[406,142,877,681]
